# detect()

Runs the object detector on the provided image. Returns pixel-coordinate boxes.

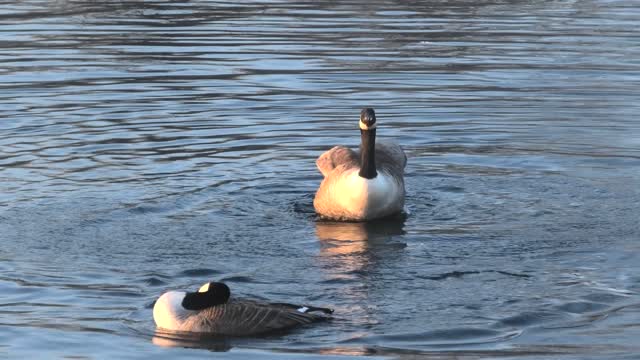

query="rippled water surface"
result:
[1,0,640,358]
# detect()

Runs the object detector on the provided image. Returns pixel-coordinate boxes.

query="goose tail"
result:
[269,302,334,315]
[297,305,334,314]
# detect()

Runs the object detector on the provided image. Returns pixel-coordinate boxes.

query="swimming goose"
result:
[153,282,333,336]
[314,108,407,221]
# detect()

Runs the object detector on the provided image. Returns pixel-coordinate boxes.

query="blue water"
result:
[1,0,640,359]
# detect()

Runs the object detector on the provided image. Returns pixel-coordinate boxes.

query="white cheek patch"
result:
[359,119,377,130]
[198,283,210,293]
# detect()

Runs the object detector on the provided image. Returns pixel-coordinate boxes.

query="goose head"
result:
[181,282,230,311]
[359,107,377,130]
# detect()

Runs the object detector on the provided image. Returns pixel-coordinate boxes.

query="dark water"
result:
[1,0,640,358]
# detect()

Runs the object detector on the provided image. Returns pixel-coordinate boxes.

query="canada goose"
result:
[153,282,333,336]
[314,108,407,221]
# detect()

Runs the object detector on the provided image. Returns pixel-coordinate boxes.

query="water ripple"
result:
[1,0,640,358]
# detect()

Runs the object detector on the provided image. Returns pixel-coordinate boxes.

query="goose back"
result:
[315,146,358,177]
[316,142,406,178]
[375,141,407,174]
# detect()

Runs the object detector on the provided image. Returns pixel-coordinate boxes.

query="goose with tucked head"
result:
[314,108,407,221]
[153,282,333,336]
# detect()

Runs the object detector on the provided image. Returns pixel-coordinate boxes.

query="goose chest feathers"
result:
[153,282,333,336]
[314,108,407,221]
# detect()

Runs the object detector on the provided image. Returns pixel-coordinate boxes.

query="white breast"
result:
[331,169,404,220]
[153,291,189,331]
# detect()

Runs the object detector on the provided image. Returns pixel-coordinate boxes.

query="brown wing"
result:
[188,299,324,336]
[376,141,407,173]
[315,146,358,177]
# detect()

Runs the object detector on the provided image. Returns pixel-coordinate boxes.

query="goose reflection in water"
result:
[315,217,407,275]
[314,218,407,331]
[315,218,406,256]
[151,329,233,352]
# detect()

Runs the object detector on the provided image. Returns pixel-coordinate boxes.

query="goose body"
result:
[314,108,406,221]
[153,282,332,336]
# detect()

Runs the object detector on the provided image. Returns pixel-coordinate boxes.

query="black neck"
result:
[359,129,377,179]
[182,292,224,311]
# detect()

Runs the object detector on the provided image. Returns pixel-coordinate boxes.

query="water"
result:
[1,0,639,358]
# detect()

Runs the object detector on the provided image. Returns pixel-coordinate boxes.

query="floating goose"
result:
[314,108,407,221]
[153,282,333,336]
